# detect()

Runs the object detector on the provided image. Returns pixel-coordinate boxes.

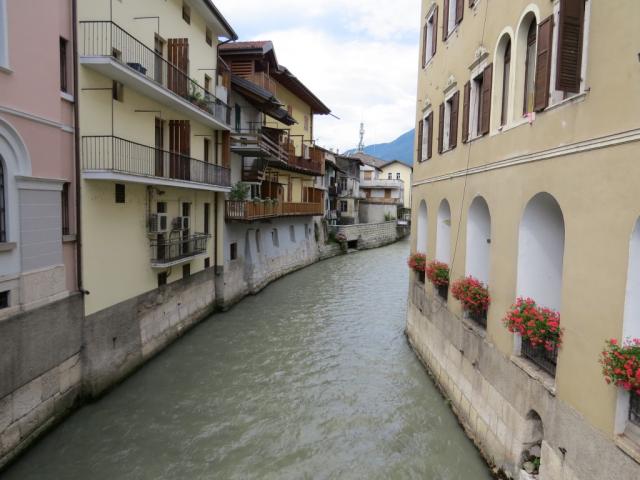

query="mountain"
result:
[345,129,414,166]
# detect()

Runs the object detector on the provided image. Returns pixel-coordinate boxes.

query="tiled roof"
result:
[219,41,272,51]
[351,152,386,169]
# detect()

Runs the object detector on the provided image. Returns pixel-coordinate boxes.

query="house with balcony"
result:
[217,40,332,305]
[76,0,237,394]
[334,155,364,225]
[409,1,640,478]
[352,152,404,223]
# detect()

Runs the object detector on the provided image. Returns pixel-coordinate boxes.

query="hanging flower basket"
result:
[600,338,640,395]
[503,297,563,351]
[407,253,427,272]
[451,276,490,317]
[426,261,449,300]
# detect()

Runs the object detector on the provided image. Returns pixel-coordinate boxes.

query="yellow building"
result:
[77,0,237,393]
[380,160,413,208]
[409,0,640,478]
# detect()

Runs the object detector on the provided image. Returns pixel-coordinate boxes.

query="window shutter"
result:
[422,24,427,68]
[432,6,438,57]
[534,16,553,111]
[438,103,445,154]
[481,64,493,135]
[450,91,459,150]
[462,81,471,144]
[427,112,434,159]
[442,0,449,41]
[556,0,584,93]
[417,119,424,161]
[456,0,464,25]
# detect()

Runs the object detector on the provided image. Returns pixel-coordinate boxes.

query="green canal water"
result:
[3,239,491,479]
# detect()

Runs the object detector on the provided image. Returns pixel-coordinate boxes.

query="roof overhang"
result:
[192,1,238,40]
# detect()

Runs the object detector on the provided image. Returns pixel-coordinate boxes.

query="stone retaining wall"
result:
[337,221,400,249]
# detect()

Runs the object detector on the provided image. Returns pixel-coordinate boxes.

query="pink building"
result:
[0,0,83,468]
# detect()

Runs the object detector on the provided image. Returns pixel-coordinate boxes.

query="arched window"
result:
[436,199,451,264]
[517,192,565,311]
[417,200,428,253]
[501,39,511,126]
[514,11,539,117]
[0,157,5,242]
[623,219,640,339]
[466,196,491,284]
[523,21,537,115]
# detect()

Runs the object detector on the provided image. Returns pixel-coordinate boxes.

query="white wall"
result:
[417,200,428,253]
[516,192,565,311]
[623,219,640,339]
[436,199,451,264]
[466,196,491,284]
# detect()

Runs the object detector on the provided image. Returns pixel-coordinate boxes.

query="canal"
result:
[3,239,491,479]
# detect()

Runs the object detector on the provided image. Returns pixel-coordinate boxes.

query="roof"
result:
[231,75,296,126]
[350,152,386,170]
[200,1,238,40]
[220,41,331,115]
[335,154,364,167]
[381,159,413,171]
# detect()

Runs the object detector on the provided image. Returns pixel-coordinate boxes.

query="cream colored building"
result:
[77,0,236,393]
[409,0,640,479]
[380,160,412,208]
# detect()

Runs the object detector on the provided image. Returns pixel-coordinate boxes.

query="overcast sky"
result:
[215,0,420,153]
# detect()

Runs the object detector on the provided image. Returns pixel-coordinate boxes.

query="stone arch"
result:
[623,218,640,339]
[492,29,515,129]
[514,7,540,117]
[436,199,451,264]
[466,196,491,284]
[520,410,544,470]
[416,200,428,253]
[517,192,565,311]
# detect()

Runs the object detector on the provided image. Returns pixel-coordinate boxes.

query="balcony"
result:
[360,196,402,205]
[150,234,210,268]
[284,144,324,175]
[521,338,558,377]
[246,72,277,96]
[79,21,230,130]
[231,127,288,163]
[225,201,323,221]
[360,178,404,189]
[82,136,231,191]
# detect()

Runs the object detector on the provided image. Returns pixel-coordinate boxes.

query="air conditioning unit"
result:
[173,216,190,231]
[148,213,169,234]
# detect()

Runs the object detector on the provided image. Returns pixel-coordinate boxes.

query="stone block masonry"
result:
[406,279,640,480]
[337,220,403,250]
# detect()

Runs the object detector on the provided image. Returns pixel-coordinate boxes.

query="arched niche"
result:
[623,219,640,339]
[466,196,491,284]
[436,199,451,264]
[492,30,514,129]
[417,200,428,253]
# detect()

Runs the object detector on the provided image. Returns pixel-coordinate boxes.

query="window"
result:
[157,272,168,287]
[204,203,210,234]
[340,201,348,213]
[443,0,463,40]
[115,184,125,203]
[438,91,459,153]
[272,229,279,247]
[234,104,241,132]
[388,173,393,180]
[204,74,211,93]
[230,242,238,260]
[204,138,210,163]
[157,201,167,213]
[555,0,587,95]
[289,225,296,242]
[364,171,372,181]
[204,258,210,269]
[523,22,537,115]
[339,177,347,191]
[61,183,70,236]
[418,112,433,162]
[501,39,511,126]
[59,38,69,93]
[182,3,191,24]
[0,291,8,309]
[205,27,213,47]
[182,264,190,278]
[0,158,5,242]
[396,173,401,180]
[112,81,124,102]
[463,64,492,141]
[422,6,438,67]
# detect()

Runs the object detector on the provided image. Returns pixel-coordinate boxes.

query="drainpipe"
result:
[71,0,84,294]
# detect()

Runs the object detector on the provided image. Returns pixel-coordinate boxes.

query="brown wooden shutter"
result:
[442,0,449,41]
[450,91,459,150]
[417,119,424,161]
[221,131,230,168]
[480,64,493,135]
[422,25,428,68]
[456,0,464,25]
[432,6,438,57]
[427,112,434,160]
[168,38,189,97]
[462,81,471,144]
[534,16,554,111]
[556,0,584,93]
[169,120,190,180]
[438,103,445,154]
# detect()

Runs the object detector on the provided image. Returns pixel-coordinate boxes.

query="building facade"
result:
[409,0,640,478]
[354,152,404,223]
[0,0,83,466]
[380,160,412,209]
[335,154,363,225]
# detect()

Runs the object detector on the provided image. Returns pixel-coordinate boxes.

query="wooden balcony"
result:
[231,128,288,163]
[247,72,277,96]
[225,201,324,221]
[360,196,402,205]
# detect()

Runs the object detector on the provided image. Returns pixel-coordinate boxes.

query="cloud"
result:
[215,0,420,152]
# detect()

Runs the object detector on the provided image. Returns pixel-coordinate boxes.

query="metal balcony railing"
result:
[80,21,231,125]
[82,136,231,188]
[521,338,558,376]
[231,127,289,164]
[150,233,210,266]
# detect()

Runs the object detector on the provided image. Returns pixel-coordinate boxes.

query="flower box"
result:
[451,276,490,328]
[425,260,449,301]
[600,338,640,416]
[437,284,448,301]
[522,337,558,376]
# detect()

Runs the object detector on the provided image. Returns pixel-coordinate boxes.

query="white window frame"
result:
[447,0,458,37]
[423,7,437,67]
[548,0,592,108]
[469,59,489,140]
[420,108,432,162]
[0,0,10,72]
[396,173,401,180]
[442,90,456,152]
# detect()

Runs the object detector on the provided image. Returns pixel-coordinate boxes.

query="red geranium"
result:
[600,338,640,395]
[426,261,449,287]
[407,253,427,272]
[451,276,490,315]
[503,297,562,352]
